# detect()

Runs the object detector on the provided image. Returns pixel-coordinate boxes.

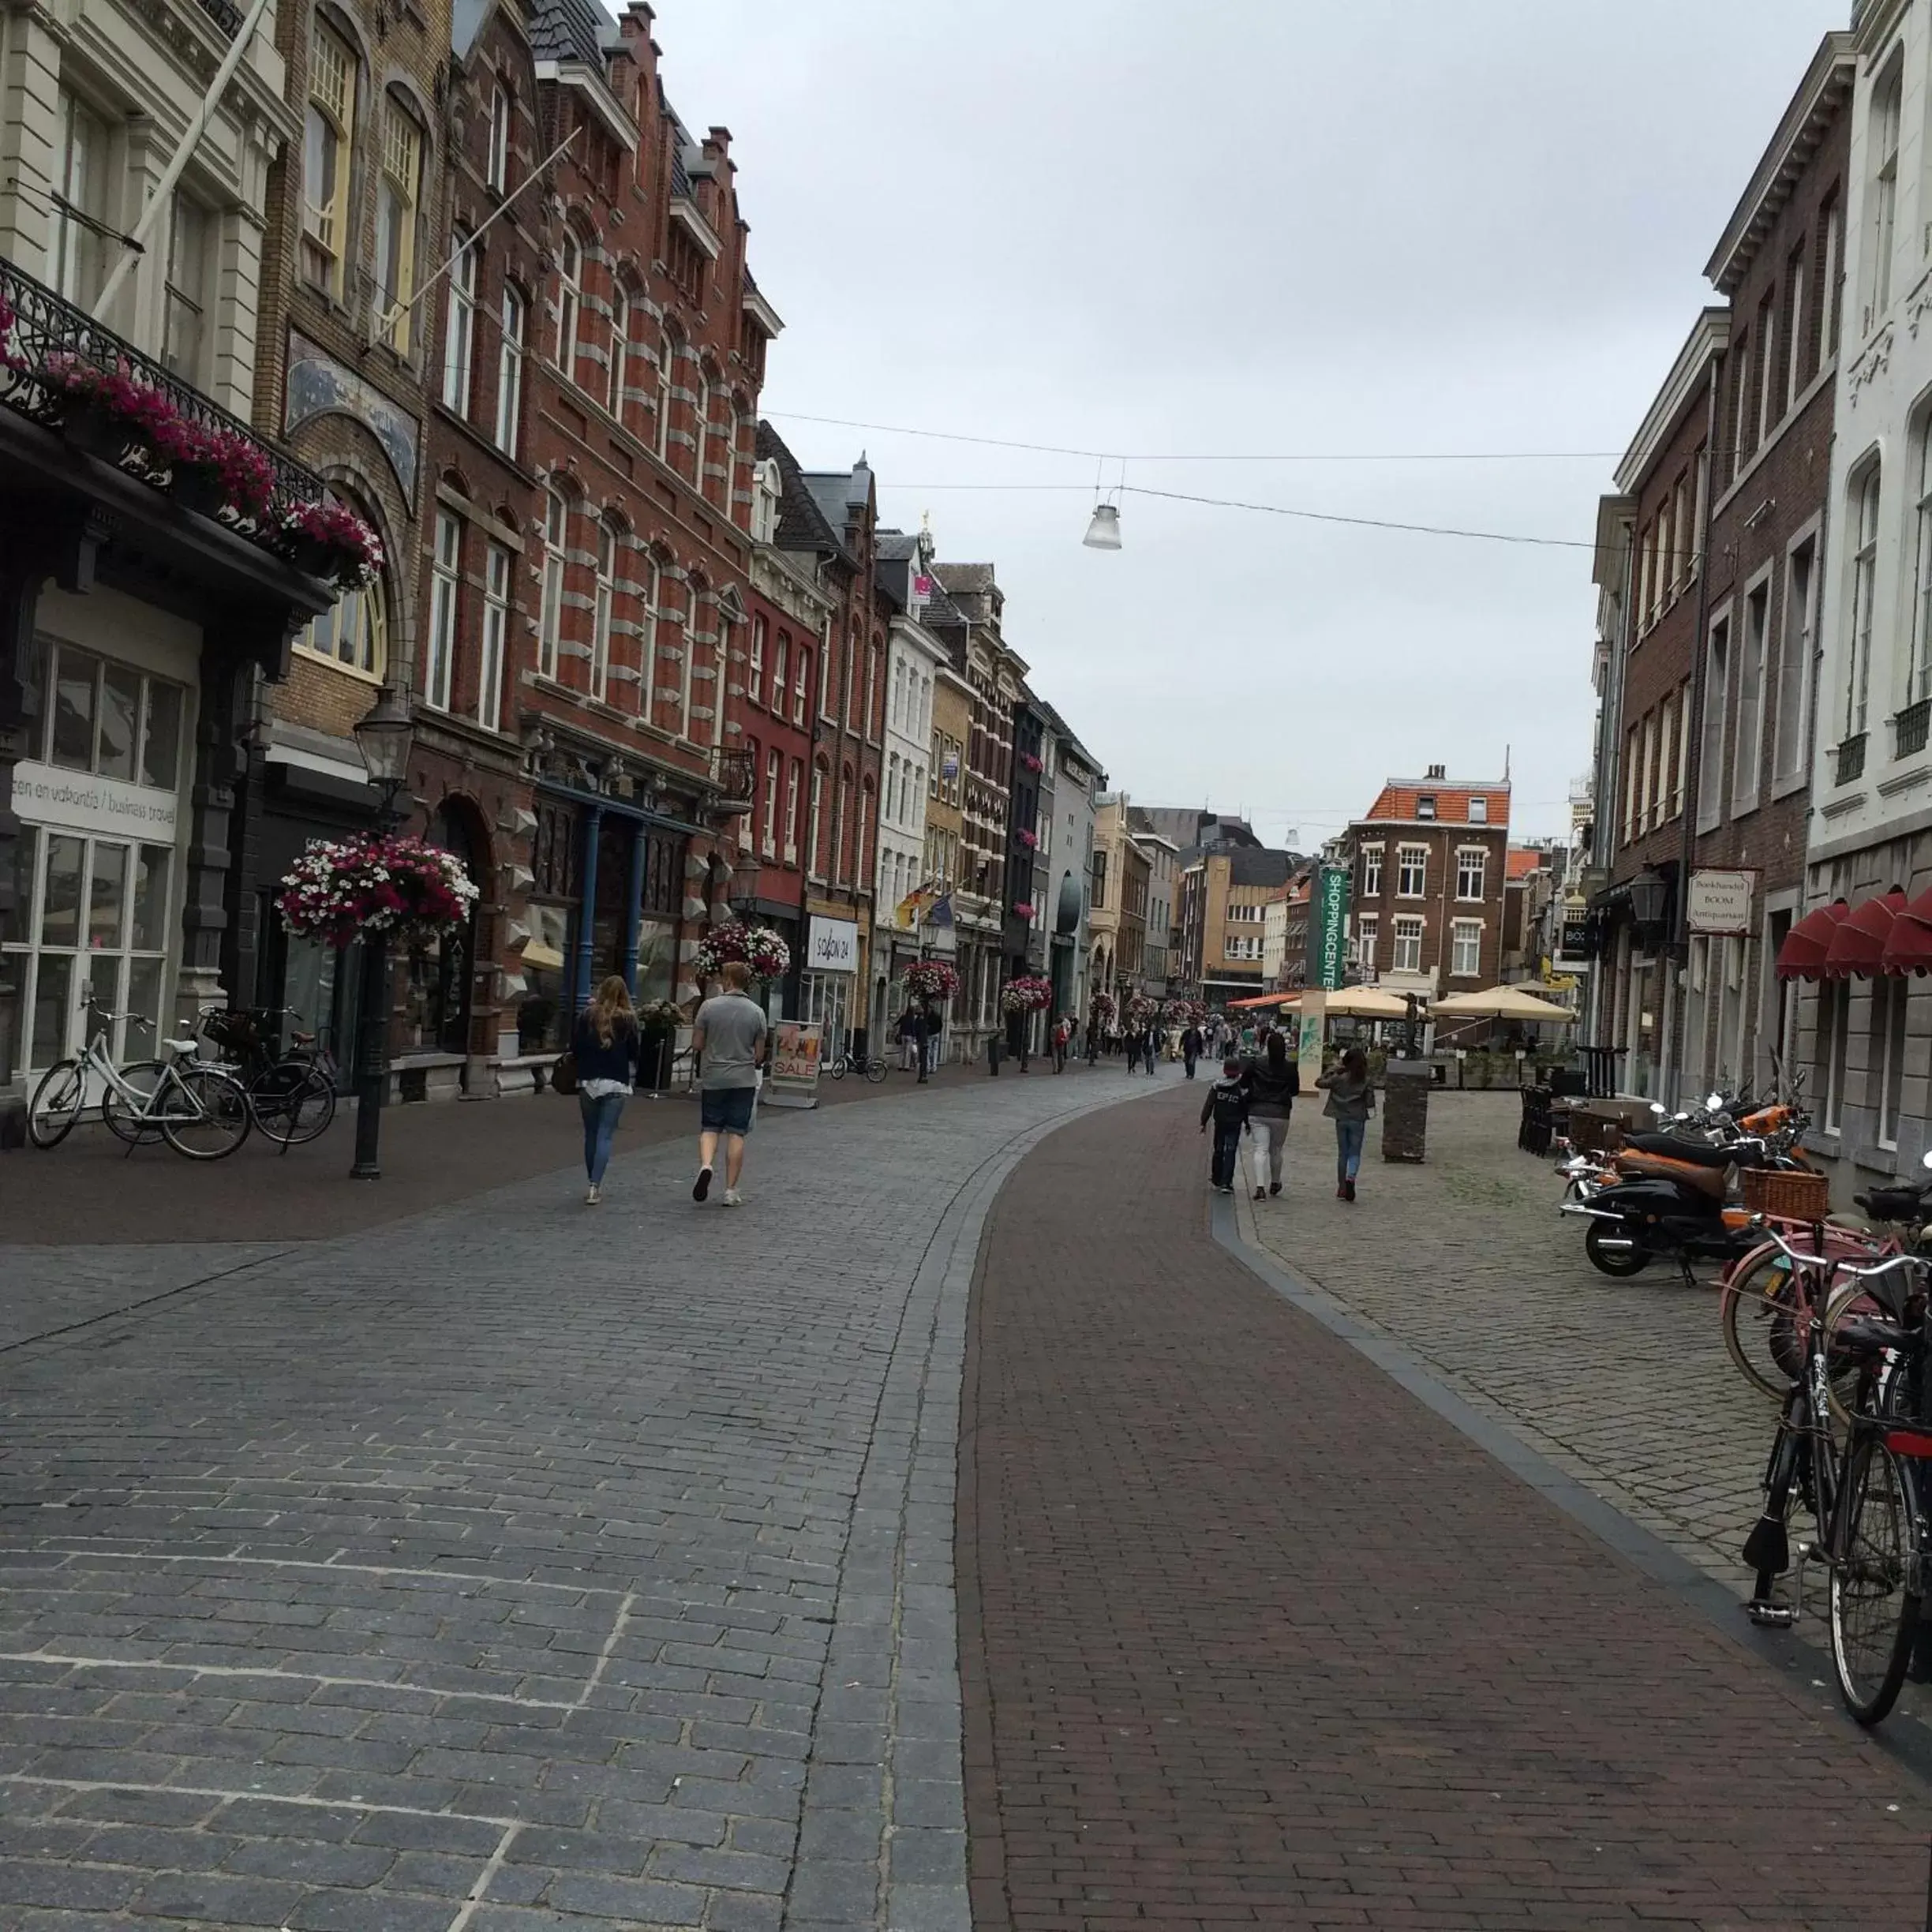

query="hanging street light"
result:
[1082,502,1122,550]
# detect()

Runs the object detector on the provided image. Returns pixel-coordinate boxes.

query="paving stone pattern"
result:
[959,1090,1929,1930]
[0,1069,1142,1930]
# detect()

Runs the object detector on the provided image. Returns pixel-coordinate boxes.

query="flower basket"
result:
[1123,994,1156,1032]
[1014,828,1038,850]
[1090,991,1117,1022]
[1163,998,1205,1029]
[159,421,277,522]
[692,918,790,982]
[279,498,386,589]
[638,999,685,1031]
[902,959,961,1002]
[0,291,21,373]
[999,975,1052,1014]
[278,834,477,950]
[1012,901,1035,919]
[43,357,182,462]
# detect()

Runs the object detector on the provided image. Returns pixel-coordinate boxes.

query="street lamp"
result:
[1629,867,1668,933]
[1081,502,1121,550]
[349,685,414,1181]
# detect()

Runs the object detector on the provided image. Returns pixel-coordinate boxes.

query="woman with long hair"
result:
[1245,1025,1300,1200]
[1315,1044,1375,1202]
[572,975,639,1204]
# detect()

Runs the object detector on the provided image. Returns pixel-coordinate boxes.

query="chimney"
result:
[1425,763,1446,781]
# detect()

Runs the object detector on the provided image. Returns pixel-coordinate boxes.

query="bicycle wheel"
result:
[27,1059,86,1148]
[1720,1244,1808,1401]
[827,1057,847,1080]
[102,1060,170,1144]
[159,1065,253,1160]
[250,1062,337,1146]
[864,1055,888,1084]
[1829,1436,1921,1726]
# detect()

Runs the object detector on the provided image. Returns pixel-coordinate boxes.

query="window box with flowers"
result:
[277,499,387,588]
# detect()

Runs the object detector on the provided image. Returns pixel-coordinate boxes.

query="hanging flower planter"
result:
[278,498,386,588]
[1014,827,1038,850]
[43,356,180,463]
[902,959,961,1001]
[692,918,790,982]
[999,975,1052,1014]
[1163,998,1206,1029]
[1019,751,1043,775]
[1123,994,1157,1031]
[1089,990,1117,1022]
[1012,900,1035,919]
[278,834,477,950]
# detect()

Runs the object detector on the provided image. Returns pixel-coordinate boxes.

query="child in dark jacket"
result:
[1199,1058,1250,1193]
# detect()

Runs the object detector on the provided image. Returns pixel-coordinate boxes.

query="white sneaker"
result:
[585,1185,601,1205]
[722,1189,742,1207]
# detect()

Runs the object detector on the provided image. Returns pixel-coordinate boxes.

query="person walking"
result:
[1245,1026,1300,1200]
[1180,1020,1204,1080]
[691,960,768,1206]
[896,1006,919,1073]
[1199,1055,1250,1194]
[1144,1027,1160,1076]
[912,1002,933,1084]
[1051,1014,1069,1073]
[571,975,639,1205]
[1316,1045,1375,1203]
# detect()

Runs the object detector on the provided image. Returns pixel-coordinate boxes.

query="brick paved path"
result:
[960,1089,1928,1930]
[0,1068,1144,1931]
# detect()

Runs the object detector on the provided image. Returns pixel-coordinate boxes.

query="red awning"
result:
[1775,900,1850,981]
[1881,889,1932,975]
[1822,888,1906,979]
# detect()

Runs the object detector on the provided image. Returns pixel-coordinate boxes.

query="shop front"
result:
[800,910,860,1061]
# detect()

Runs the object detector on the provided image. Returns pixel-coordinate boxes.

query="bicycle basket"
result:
[200,1009,263,1054]
[1740,1168,1830,1221]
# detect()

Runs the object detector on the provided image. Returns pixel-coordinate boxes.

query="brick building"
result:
[1339,769,1511,998]
[1179,844,1301,1006]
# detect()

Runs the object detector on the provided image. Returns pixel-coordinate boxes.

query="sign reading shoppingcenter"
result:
[11,762,181,839]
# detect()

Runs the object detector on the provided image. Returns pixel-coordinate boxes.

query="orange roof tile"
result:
[1506,848,1545,881]
[1361,781,1511,826]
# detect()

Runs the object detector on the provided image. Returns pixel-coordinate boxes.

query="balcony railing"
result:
[0,256,327,546]
[191,0,243,32]
[1835,732,1869,786]
[710,748,755,813]
[1896,699,1931,761]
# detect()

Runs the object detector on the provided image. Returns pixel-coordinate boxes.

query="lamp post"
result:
[349,686,414,1181]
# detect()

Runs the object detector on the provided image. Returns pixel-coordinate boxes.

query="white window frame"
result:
[494,286,524,455]
[638,557,659,720]
[748,614,765,707]
[1698,609,1732,833]
[1396,844,1427,899]
[1393,915,1424,975]
[762,750,781,861]
[1773,530,1818,795]
[374,94,423,355]
[441,236,476,414]
[478,543,509,732]
[425,511,460,711]
[591,521,616,702]
[1846,462,1881,742]
[1455,847,1485,901]
[657,329,677,459]
[301,28,354,297]
[1360,843,1383,897]
[608,287,629,421]
[1733,572,1769,814]
[538,489,566,681]
[554,230,582,380]
[1466,795,1488,824]
[784,759,801,863]
[162,192,210,384]
[1355,912,1378,973]
[485,80,511,193]
[1824,195,1844,358]
[1911,425,1932,711]
[1786,242,1808,413]
[1870,62,1902,330]
[1450,918,1481,979]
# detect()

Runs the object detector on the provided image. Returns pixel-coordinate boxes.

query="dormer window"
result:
[1466,796,1487,824]
[751,458,781,545]
[1417,794,1437,820]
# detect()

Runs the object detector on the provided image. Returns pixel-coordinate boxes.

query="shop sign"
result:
[765,1020,823,1110]
[1555,911,1595,968]
[1310,867,1350,990]
[807,915,859,972]
[1687,868,1756,935]
[12,761,179,841]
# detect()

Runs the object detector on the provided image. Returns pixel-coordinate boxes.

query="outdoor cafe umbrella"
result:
[1320,986,1414,1019]
[1428,985,1575,1022]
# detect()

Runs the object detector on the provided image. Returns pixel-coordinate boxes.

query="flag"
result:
[926,890,954,928]
[894,887,930,930]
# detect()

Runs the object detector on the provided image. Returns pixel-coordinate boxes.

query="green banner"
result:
[1314,867,1350,991]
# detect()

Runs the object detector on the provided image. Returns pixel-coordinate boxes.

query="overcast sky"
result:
[647,0,1842,848]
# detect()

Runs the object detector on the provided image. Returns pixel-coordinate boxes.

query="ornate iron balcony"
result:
[192,0,243,32]
[1836,732,1868,786]
[0,256,328,541]
[711,748,756,813]
[1896,699,1931,761]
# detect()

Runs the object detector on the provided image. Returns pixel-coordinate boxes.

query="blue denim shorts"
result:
[699,1085,757,1135]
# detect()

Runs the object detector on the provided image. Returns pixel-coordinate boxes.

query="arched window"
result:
[555,230,582,380]
[302,17,358,297]
[485,79,511,193]
[375,89,425,354]
[785,759,802,861]
[538,488,567,680]
[792,643,810,724]
[771,631,788,713]
[441,233,475,414]
[638,553,661,721]
[608,285,630,421]
[657,325,678,459]
[592,519,618,702]
[494,285,524,455]
[298,496,388,677]
[425,510,461,710]
[763,749,781,860]
[479,539,511,732]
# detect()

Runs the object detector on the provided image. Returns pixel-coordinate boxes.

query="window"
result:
[1355,913,1378,972]
[538,489,566,680]
[1467,795,1487,824]
[478,543,509,732]
[1698,615,1730,832]
[1396,845,1427,897]
[302,27,354,294]
[494,286,524,455]
[771,634,788,714]
[485,80,511,193]
[1360,844,1383,897]
[793,646,810,724]
[821,627,838,722]
[1732,331,1754,471]
[1773,539,1815,788]
[554,231,581,378]
[1823,193,1844,358]
[1656,697,1675,823]
[442,236,476,413]
[1455,848,1485,900]
[1641,710,1658,829]
[591,521,616,702]
[1092,849,1107,909]
[748,615,765,706]
[608,288,629,421]
[809,765,826,874]
[1870,66,1903,327]
[1874,974,1909,1149]
[886,753,899,825]
[1393,915,1424,974]
[638,556,659,719]
[677,588,698,737]
[299,575,387,677]
[1786,243,1808,408]
[694,373,712,488]
[1756,294,1777,445]
[784,760,801,859]
[1820,976,1851,1133]
[1847,465,1881,741]
[162,195,209,382]
[1416,794,1436,820]
[1674,686,1691,817]
[425,511,459,710]
[1451,919,1481,979]
[657,329,677,459]
[374,96,422,353]
[1734,580,1767,812]
[833,773,851,883]
[1912,432,1932,712]
[762,751,781,860]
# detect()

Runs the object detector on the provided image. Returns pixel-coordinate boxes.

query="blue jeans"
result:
[580,1091,626,1184]
[1211,1121,1243,1189]
[1335,1117,1366,1183]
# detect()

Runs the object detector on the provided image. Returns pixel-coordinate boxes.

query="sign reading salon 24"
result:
[806,916,859,972]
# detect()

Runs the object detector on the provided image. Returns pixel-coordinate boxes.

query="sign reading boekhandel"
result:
[764,1021,823,1110]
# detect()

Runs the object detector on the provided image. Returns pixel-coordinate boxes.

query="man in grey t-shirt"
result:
[691,960,769,1206]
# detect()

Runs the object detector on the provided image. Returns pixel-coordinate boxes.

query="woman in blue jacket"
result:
[573,976,640,1204]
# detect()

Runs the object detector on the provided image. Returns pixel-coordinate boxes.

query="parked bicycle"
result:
[199,1005,338,1150]
[825,1043,887,1084]
[1739,1217,1931,1726]
[28,997,252,1159]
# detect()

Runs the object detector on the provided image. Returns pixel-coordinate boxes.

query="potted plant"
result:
[692,918,790,982]
[279,498,387,587]
[638,998,683,1089]
[277,833,477,949]
[159,419,277,522]
[41,354,182,463]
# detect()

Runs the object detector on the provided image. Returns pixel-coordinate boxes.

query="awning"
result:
[1822,888,1905,979]
[1883,889,1932,975]
[1227,990,1298,1009]
[1774,900,1850,981]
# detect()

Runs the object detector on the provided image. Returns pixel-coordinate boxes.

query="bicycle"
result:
[28,999,253,1160]
[199,1006,339,1150]
[1739,1221,1930,1725]
[825,1044,887,1083]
